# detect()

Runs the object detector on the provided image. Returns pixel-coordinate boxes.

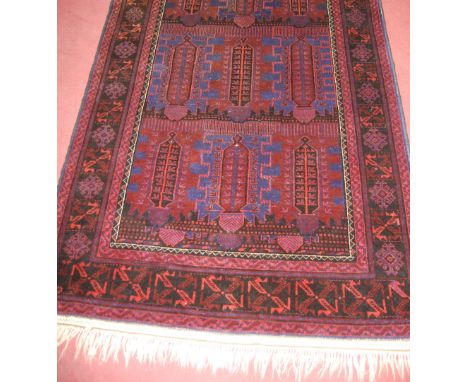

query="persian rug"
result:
[57,0,409,379]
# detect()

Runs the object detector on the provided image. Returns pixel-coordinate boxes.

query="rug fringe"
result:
[57,315,409,382]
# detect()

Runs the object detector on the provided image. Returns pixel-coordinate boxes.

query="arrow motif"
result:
[365,154,393,178]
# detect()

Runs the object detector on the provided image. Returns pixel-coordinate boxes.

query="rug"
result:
[57,0,409,379]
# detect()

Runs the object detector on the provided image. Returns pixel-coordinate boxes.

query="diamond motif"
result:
[369,181,396,209]
[125,7,144,23]
[375,243,405,276]
[347,8,366,26]
[92,125,116,148]
[358,83,380,104]
[104,82,127,99]
[351,44,373,61]
[64,232,92,259]
[78,175,104,200]
[363,128,388,151]
[114,41,137,59]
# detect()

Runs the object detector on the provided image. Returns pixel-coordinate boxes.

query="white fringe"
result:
[57,315,409,382]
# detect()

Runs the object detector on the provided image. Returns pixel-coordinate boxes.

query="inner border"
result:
[109,0,357,262]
